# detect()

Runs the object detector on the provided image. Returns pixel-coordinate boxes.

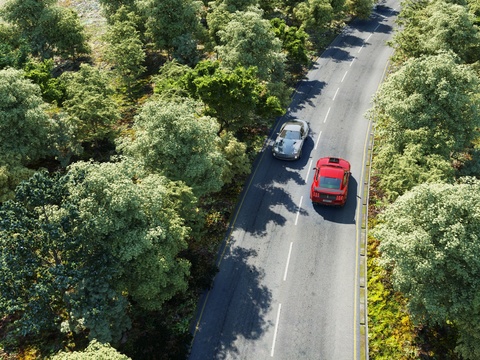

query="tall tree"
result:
[374,178,480,360]
[117,98,227,197]
[391,0,480,64]
[52,340,131,359]
[215,6,286,83]
[103,7,146,99]
[370,52,480,197]
[137,0,203,63]
[61,64,120,144]
[1,0,90,59]
[0,160,192,347]
[0,68,52,165]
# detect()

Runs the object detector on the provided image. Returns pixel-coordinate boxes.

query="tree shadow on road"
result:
[190,245,273,360]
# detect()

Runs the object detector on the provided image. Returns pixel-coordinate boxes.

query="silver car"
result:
[272,119,309,160]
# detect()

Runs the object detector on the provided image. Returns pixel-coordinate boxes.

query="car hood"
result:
[274,139,301,154]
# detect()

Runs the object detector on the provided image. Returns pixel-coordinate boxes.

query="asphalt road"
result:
[189,2,399,359]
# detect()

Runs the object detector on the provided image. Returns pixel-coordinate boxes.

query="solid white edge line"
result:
[271,303,282,357]
[294,196,303,225]
[283,242,293,281]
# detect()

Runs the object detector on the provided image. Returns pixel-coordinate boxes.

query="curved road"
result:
[189,2,399,359]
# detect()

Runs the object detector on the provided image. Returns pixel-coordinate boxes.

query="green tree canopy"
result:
[103,7,146,98]
[0,68,52,165]
[0,161,192,346]
[374,179,480,360]
[391,0,480,64]
[61,64,120,144]
[372,52,480,160]
[117,98,227,197]
[137,0,203,63]
[52,340,131,359]
[215,6,286,83]
[1,0,90,59]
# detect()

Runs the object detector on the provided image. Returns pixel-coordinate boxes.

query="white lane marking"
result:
[341,71,348,82]
[332,88,340,101]
[323,108,331,123]
[350,58,355,67]
[283,242,293,281]
[295,196,303,225]
[305,159,313,180]
[315,131,322,150]
[358,45,364,53]
[271,303,282,357]
[366,34,372,42]
[374,24,380,31]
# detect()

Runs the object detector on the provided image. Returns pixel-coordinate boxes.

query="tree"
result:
[215,6,286,83]
[1,0,90,59]
[293,0,334,32]
[371,52,480,162]
[103,7,146,98]
[117,98,227,197]
[391,0,480,64]
[52,340,131,360]
[219,131,251,184]
[374,178,480,359]
[137,0,203,63]
[0,160,192,347]
[0,68,52,165]
[270,18,310,70]
[61,64,120,144]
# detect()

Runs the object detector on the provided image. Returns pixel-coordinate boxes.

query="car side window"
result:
[343,172,349,187]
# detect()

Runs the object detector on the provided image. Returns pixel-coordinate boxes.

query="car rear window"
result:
[320,176,341,189]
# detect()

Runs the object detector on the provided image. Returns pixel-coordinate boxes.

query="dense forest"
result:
[0,0,479,359]
[366,0,480,358]
[0,0,373,358]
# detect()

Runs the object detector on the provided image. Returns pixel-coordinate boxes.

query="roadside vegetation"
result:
[0,0,374,358]
[366,0,480,358]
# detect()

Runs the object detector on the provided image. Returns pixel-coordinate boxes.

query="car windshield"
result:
[319,176,341,189]
[281,130,301,140]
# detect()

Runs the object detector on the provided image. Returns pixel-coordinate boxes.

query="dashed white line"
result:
[332,88,340,101]
[358,45,364,53]
[305,159,313,180]
[283,242,293,281]
[350,58,355,67]
[374,24,380,31]
[366,34,372,42]
[294,196,303,225]
[341,71,348,82]
[314,132,322,150]
[271,303,282,357]
[323,108,331,123]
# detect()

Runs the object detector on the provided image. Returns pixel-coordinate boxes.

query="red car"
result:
[310,157,351,206]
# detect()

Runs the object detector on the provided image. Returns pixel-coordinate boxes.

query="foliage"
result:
[137,0,203,63]
[1,0,90,59]
[0,24,30,69]
[215,6,286,83]
[103,7,146,98]
[24,59,66,105]
[367,234,418,359]
[370,52,480,199]
[218,131,252,184]
[117,98,227,197]
[0,68,53,166]
[0,160,192,350]
[98,0,138,23]
[390,0,480,64]
[270,18,310,70]
[374,179,480,360]
[61,64,120,144]
[346,0,373,19]
[51,340,131,359]
[293,0,334,31]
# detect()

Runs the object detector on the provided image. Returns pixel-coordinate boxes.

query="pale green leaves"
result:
[375,179,480,359]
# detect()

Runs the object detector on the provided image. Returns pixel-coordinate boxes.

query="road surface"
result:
[189,2,399,359]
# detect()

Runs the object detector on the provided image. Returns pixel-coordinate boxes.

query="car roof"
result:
[316,157,350,172]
